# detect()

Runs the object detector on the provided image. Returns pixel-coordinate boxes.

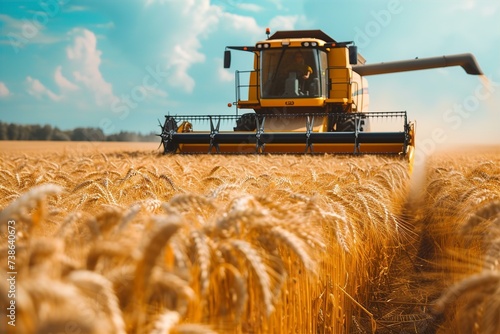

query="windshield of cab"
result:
[260,48,327,99]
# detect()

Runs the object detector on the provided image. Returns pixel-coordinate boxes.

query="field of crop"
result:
[0,141,499,334]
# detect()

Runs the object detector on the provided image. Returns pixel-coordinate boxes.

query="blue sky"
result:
[0,0,499,147]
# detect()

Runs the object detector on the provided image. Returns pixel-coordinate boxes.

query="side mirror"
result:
[349,46,358,65]
[224,50,231,68]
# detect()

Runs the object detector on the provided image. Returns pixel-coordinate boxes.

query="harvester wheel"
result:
[338,118,356,132]
[337,116,366,132]
[234,113,257,131]
[164,140,178,154]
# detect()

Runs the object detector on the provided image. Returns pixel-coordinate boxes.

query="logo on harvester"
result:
[285,101,294,105]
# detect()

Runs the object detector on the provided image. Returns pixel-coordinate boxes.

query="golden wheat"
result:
[1,144,499,333]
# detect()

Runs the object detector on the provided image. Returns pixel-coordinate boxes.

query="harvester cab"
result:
[159,29,482,158]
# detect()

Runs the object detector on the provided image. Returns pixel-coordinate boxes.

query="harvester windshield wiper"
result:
[270,45,289,87]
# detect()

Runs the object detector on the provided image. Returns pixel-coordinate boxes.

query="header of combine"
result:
[158,29,482,158]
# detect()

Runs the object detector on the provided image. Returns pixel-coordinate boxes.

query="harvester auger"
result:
[158,29,482,159]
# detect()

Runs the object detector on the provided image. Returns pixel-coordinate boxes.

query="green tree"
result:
[51,127,70,141]
[7,123,19,140]
[0,122,8,140]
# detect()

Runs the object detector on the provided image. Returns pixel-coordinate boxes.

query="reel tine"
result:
[158,118,165,132]
[157,119,165,151]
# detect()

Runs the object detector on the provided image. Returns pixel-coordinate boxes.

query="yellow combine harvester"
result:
[158,29,482,158]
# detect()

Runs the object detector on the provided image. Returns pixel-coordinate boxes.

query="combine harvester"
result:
[158,29,482,161]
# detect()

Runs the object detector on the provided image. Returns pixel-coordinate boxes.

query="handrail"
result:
[235,70,259,115]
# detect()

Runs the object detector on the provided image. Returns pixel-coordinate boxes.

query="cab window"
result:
[260,48,325,98]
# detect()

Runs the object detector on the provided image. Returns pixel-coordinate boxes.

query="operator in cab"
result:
[289,51,312,78]
[286,51,313,94]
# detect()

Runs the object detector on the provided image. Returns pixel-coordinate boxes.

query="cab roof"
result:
[268,30,337,43]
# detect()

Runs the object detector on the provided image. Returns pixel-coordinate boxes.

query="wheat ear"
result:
[0,183,63,223]
[135,218,181,291]
[271,226,316,273]
[148,310,180,334]
[462,200,500,233]
[172,324,219,334]
[231,239,274,317]
[432,271,500,314]
[68,270,126,334]
[191,230,211,297]
[86,241,131,270]
[481,284,500,334]
[134,216,181,332]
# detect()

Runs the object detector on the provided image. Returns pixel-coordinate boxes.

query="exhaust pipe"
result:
[352,53,483,76]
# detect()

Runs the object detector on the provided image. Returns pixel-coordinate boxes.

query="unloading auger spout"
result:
[352,53,483,76]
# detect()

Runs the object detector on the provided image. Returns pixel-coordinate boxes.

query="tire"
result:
[234,113,257,131]
[338,118,356,132]
[337,115,366,132]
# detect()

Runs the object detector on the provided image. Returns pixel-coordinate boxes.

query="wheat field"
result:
[0,141,499,333]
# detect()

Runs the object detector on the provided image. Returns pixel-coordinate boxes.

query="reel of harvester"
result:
[157,111,415,160]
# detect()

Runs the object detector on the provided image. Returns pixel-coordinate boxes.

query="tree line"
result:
[0,122,158,142]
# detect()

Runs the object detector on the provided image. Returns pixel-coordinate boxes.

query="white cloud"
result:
[146,86,168,98]
[168,42,205,92]
[26,76,61,101]
[452,0,476,11]
[66,28,117,106]
[451,0,499,16]
[480,4,499,17]
[54,66,79,92]
[0,14,22,29]
[157,4,300,91]
[81,1,268,95]
[218,66,234,82]
[268,15,299,31]
[144,0,159,7]
[269,0,284,11]
[164,1,220,92]
[237,3,263,12]
[0,13,63,51]
[66,5,88,12]
[21,29,116,107]
[220,11,261,35]
[91,0,220,93]
[0,82,11,98]
[94,22,115,29]
[22,29,117,107]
